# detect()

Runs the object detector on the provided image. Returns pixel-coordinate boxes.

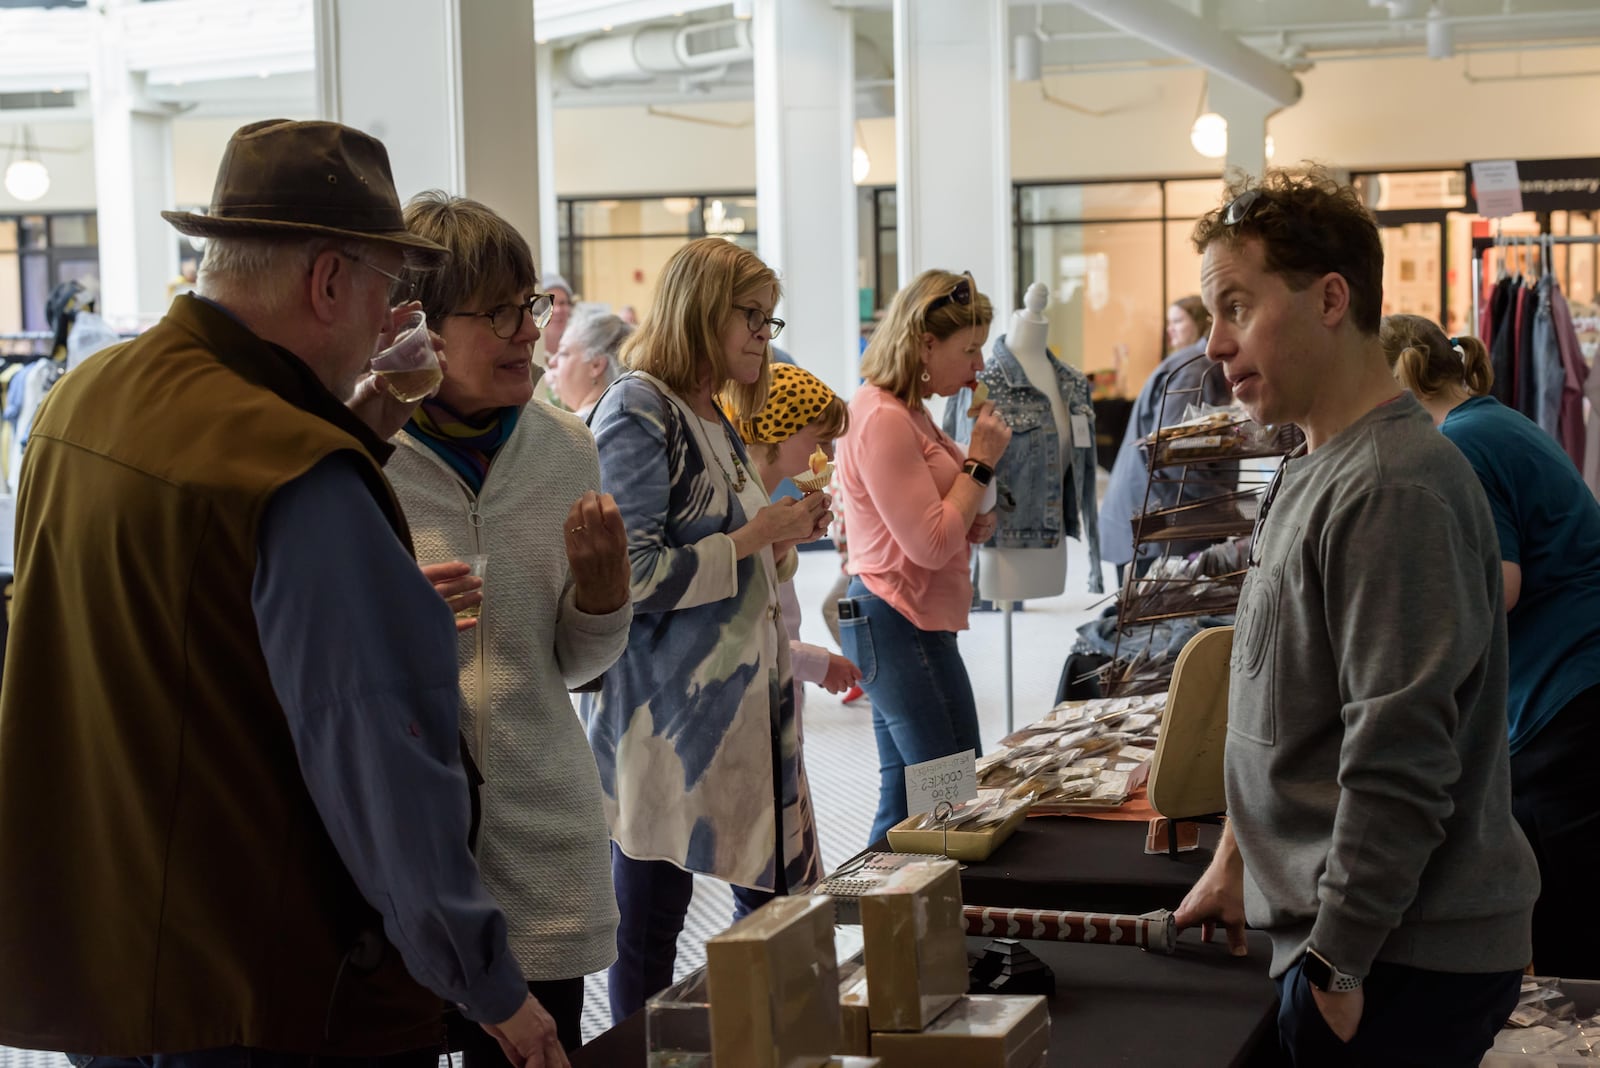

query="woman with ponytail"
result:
[1381,313,1600,981]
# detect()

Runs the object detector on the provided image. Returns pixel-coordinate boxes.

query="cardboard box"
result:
[706,894,841,1068]
[884,802,1027,861]
[860,859,968,1032]
[871,995,1050,1068]
[839,963,872,1056]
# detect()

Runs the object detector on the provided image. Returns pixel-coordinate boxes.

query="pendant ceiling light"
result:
[1188,77,1227,160]
[4,126,50,202]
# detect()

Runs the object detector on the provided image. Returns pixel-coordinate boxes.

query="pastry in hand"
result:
[793,445,834,494]
[967,381,990,418]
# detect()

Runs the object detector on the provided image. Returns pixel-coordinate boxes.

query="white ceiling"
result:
[4,0,1600,119]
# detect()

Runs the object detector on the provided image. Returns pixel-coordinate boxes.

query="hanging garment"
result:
[1532,273,1563,440]
[1491,275,1518,406]
[1477,273,1501,348]
[1515,280,1537,416]
[1549,285,1590,473]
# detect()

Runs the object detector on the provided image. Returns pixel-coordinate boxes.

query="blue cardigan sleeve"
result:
[591,376,740,614]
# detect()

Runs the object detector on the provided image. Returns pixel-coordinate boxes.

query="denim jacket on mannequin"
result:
[944,335,1103,594]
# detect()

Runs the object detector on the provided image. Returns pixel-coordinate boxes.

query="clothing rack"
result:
[1471,233,1600,331]
[0,333,56,362]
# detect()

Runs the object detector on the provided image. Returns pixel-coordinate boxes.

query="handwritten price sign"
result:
[904,750,978,817]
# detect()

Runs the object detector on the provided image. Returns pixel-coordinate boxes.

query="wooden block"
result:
[839,964,872,1056]
[871,995,1050,1068]
[707,895,841,1068]
[860,858,967,1032]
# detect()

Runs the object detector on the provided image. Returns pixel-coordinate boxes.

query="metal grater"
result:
[813,851,948,923]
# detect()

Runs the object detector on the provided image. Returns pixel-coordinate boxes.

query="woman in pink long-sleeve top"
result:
[834,269,1013,843]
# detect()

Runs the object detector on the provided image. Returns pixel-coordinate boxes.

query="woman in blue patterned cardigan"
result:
[587,238,833,1021]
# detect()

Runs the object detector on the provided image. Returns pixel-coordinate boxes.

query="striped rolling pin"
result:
[963,906,1178,955]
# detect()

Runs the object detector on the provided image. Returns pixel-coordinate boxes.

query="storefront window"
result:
[1019,219,1164,389]
[1019,182,1161,223]
[1,211,97,335]
[1016,178,1224,395]
[558,194,758,316]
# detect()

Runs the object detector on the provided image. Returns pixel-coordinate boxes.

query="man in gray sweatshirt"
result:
[1173,169,1539,1067]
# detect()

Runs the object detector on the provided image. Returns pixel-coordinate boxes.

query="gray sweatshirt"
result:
[1226,393,1538,980]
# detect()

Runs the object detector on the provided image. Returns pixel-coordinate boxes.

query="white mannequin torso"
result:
[980,283,1069,601]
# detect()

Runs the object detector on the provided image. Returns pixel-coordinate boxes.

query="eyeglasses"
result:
[353,257,417,303]
[452,293,556,339]
[1246,454,1291,569]
[925,273,974,319]
[733,304,785,339]
[1222,188,1265,227]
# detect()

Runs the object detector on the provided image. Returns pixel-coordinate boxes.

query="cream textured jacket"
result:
[388,401,631,981]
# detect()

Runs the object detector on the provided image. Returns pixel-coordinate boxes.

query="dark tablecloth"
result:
[573,930,1281,1067]
[954,815,1221,914]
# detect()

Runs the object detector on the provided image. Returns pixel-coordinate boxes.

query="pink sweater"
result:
[836,384,972,633]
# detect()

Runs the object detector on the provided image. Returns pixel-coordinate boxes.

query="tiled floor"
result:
[0,514,1113,1061]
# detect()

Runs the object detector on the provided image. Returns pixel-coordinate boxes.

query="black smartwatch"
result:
[962,458,995,488]
[1302,948,1363,993]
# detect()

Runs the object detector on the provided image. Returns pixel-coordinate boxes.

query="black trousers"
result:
[1274,957,1519,1067]
[448,977,586,1065]
[1511,680,1600,980]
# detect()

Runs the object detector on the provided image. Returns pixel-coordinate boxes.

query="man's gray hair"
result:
[565,310,632,389]
[197,235,380,309]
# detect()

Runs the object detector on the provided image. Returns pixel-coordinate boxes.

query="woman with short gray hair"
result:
[548,310,631,420]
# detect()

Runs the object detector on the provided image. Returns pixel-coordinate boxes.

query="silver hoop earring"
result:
[920,369,931,383]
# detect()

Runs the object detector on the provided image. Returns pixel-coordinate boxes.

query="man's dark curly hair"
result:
[1192,167,1384,336]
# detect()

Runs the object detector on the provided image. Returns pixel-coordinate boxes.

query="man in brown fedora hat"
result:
[0,119,567,1068]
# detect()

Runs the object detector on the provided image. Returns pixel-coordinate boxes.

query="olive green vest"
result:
[0,295,443,1055]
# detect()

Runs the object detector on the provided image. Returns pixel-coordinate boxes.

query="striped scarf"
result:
[406,399,521,495]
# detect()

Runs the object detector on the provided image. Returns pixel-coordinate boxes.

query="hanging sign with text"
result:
[905,749,978,817]
[1469,160,1524,219]
[1466,157,1600,215]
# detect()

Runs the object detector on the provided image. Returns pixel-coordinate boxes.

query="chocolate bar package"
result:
[871,995,1050,1068]
[706,894,841,1068]
[860,858,967,1032]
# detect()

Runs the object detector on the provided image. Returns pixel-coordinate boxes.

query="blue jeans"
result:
[1274,957,1519,1067]
[608,844,775,1023]
[839,577,982,845]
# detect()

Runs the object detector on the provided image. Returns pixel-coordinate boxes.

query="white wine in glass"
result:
[376,366,443,403]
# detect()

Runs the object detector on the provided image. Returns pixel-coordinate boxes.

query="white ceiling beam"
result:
[1058,0,1301,105]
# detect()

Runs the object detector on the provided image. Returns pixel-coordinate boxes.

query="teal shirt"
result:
[1441,395,1600,753]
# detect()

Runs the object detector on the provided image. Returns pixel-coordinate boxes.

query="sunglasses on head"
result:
[925,272,976,320]
[1222,188,1265,227]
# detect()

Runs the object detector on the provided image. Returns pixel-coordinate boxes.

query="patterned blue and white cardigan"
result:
[587,371,822,892]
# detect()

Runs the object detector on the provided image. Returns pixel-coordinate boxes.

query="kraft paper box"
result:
[706,894,841,1068]
[860,858,967,1032]
[838,960,872,1056]
[870,995,1050,1068]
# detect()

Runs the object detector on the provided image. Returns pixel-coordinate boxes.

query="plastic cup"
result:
[371,309,440,403]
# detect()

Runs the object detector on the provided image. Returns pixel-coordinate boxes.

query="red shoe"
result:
[842,685,865,705]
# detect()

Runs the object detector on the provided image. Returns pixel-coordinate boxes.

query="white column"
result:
[88,0,175,326]
[1210,77,1276,180]
[315,0,541,258]
[535,41,561,284]
[893,0,1011,317]
[753,0,859,396]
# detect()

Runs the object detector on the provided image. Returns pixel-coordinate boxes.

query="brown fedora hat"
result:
[162,119,449,266]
